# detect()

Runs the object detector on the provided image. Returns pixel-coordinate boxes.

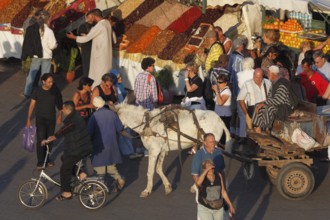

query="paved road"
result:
[0,59,329,220]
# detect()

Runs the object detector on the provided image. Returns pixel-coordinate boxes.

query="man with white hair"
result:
[87,96,125,191]
[237,68,271,129]
[252,65,299,132]
[313,50,330,80]
[234,57,255,141]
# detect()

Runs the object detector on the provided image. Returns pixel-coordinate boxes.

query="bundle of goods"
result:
[119,24,149,50]
[0,0,30,24]
[45,0,67,17]
[124,0,164,28]
[136,1,190,30]
[158,33,189,60]
[0,0,14,11]
[167,7,202,33]
[116,0,144,20]
[126,25,161,53]
[11,0,48,28]
[143,29,175,56]
[50,0,96,31]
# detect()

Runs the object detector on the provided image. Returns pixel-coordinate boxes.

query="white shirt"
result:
[40,24,57,59]
[318,61,330,81]
[214,86,231,117]
[237,69,254,89]
[237,79,271,106]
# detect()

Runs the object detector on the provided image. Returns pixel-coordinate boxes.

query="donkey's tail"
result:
[224,125,231,144]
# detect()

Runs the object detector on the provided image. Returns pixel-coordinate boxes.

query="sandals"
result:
[47,162,55,168]
[56,194,73,201]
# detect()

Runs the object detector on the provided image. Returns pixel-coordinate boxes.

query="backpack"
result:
[203,75,213,101]
[148,74,164,105]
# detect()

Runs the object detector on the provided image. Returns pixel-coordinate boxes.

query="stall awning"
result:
[258,0,330,14]
[258,0,310,14]
[207,0,251,7]
[310,0,330,14]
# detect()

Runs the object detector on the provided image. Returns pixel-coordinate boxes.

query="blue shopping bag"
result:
[22,126,36,152]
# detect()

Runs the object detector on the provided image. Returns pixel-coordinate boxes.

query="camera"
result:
[251,33,261,42]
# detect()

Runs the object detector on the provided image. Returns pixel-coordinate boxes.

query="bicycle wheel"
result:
[18,180,47,209]
[78,180,107,210]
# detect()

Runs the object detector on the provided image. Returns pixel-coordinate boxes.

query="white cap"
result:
[93,96,105,108]
[268,65,280,75]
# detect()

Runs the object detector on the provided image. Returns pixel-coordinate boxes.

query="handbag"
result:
[22,126,36,152]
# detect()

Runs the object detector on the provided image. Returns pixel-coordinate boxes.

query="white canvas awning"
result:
[207,0,251,7]
[258,0,310,13]
[258,0,330,14]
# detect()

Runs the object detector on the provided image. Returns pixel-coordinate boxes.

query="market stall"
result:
[0,25,23,59]
[258,0,330,52]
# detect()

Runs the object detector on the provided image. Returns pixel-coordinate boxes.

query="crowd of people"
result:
[20,6,330,219]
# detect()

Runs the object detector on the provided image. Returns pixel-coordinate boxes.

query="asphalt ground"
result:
[0,59,330,220]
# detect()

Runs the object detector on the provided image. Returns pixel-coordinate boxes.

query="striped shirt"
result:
[134,71,158,110]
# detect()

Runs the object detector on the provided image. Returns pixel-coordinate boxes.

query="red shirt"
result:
[300,71,329,102]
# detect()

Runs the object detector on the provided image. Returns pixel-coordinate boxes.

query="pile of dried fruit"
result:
[0,0,30,24]
[116,0,144,20]
[136,1,189,30]
[0,0,14,11]
[158,33,189,60]
[167,7,202,33]
[45,0,67,17]
[126,25,161,53]
[123,24,149,50]
[11,0,48,28]
[143,29,175,55]
[124,0,164,28]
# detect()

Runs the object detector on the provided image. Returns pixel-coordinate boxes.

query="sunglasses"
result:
[217,81,225,84]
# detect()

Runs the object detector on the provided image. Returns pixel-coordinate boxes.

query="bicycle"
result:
[18,144,109,210]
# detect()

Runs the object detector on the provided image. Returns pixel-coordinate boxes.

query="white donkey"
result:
[115,104,230,197]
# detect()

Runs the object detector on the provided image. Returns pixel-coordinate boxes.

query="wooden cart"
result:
[224,102,329,200]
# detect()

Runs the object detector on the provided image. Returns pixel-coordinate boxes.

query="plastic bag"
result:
[22,126,36,152]
[291,128,319,151]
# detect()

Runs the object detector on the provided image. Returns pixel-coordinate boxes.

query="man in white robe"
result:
[67,8,112,87]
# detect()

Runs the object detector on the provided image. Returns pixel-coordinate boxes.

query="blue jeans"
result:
[197,203,224,220]
[24,58,51,96]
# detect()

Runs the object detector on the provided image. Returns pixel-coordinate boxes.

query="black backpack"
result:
[203,74,215,110]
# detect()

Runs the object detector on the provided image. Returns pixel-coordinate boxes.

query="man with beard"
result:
[67,8,113,87]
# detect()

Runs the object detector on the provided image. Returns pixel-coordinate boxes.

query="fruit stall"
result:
[259,0,330,53]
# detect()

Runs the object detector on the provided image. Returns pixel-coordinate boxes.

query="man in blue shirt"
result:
[191,133,225,185]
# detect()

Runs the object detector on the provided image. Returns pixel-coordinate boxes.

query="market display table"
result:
[0,30,23,59]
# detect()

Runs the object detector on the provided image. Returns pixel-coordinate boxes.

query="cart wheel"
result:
[78,180,108,210]
[265,166,279,185]
[276,163,314,200]
[18,180,47,209]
